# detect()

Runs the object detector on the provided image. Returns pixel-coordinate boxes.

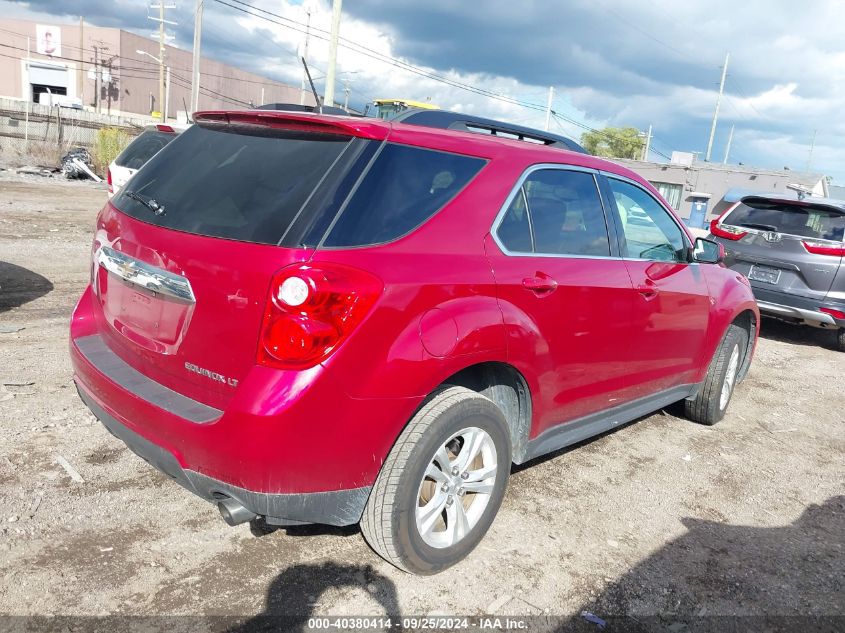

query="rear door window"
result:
[114,130,176,169]
[495,168,611,257]
[322,144,486,247]
[724,200,845,241]
[113,123,356,245]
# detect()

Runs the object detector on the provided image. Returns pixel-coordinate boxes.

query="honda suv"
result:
[70,110,759,574]
[709,194,845,351]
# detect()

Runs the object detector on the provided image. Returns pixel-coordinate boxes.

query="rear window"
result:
[113,123,354,245]
[323,144,486,247]
[725,200,845,241]
[114,130,176,169]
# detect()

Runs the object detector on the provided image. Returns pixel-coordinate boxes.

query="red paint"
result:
[70,110,759,496]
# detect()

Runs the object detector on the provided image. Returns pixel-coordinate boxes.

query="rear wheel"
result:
[836,328,845,352]
[360,386,511,575]
[685,324,748,426]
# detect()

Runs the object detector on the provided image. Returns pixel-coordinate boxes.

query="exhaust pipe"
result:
[217,498,257,526]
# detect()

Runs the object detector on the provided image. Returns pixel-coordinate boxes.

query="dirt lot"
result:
[0,172,842,629]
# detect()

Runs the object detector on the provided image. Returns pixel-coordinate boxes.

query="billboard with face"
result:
[36,24,61,57]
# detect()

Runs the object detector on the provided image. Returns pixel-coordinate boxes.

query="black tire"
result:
[836,328,845,352]
[685,324,749,426]
[360,386,511,575]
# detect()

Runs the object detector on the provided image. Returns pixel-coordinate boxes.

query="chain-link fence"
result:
[0,97,150,167]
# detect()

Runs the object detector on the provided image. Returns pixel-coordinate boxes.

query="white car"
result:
[108,124,189,198]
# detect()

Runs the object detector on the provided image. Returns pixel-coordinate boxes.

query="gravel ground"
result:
[0,171,842,630]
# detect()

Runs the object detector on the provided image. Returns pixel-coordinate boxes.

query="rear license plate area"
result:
[748,265,781,285]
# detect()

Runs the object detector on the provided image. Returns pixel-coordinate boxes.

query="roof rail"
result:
[391,109,587,154]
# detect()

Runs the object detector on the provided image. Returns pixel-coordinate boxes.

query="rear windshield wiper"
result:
[736,222,778,232]
[125,191,166,216]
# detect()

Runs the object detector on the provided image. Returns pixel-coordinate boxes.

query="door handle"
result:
[522,274,558,295]
[636,280,659,300]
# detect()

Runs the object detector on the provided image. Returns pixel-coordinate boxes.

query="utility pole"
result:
[544,86,554,131]
[158,1,165,121]
[806,129,817,173]
[24,36,30,148]
[150,2,176,121]
[165,65,171,121]
[104,54,117,115]
[705,52,730,162]
[190,0,203,113]
[343,79,351,112]
[642,124,652,161]
[324,0,342,107]
[78,17,84,102]
[299,4,311,105]
[723,124,735,164]
[93,44,100,113]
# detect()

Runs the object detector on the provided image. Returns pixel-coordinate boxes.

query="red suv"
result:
[70,110,759,574]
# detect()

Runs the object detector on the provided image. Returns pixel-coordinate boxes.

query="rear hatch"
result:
[91,112,386,409]
[710,196,845,300]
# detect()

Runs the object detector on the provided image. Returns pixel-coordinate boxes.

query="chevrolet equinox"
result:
[71,110,760,574]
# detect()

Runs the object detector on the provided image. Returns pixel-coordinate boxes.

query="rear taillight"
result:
[802,241,845,257]
[156,124,175,133]
[709,218,747,241]
[819,307,845,320]
[107,167,113,194]
[257,263,382,369]
[709,203,747,241]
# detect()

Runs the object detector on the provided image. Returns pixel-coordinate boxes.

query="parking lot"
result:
[0,172,842,627]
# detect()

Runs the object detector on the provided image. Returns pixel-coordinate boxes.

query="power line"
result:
[0,42,251,110]
[726,79,768,120]
[212,0,656,150]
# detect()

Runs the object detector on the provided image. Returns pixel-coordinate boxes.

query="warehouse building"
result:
[613,152,829,228]
[0,17,314,120]
[613,152,829,227]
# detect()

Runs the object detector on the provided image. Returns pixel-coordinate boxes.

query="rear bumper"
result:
[756,301,838,327]
[751,286,845,328]
[76,385,369,526]
[70,286,423,525]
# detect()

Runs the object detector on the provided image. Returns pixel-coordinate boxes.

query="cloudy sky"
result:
[5,0,844,181]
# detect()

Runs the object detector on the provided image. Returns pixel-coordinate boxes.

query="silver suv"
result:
[709,194,845,351]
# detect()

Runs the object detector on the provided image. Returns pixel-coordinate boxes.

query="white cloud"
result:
[3,0,845,181]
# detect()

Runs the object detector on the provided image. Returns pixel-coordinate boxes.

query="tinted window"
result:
[609,178,687,262]
[497,189,533,252]
[495,169,610,256]
[323,144,485,247]
[113,123,354,245]
[724,201,845,241]
[114,130,176,169]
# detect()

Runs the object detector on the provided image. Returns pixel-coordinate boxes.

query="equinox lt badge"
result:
[184,362,238,387]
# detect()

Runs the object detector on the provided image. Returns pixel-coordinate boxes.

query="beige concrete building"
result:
[0,17,314,120]
[613,152,829,228]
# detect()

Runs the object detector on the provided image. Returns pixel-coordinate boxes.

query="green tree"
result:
[580,127,645,159]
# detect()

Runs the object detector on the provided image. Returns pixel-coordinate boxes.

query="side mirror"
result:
[692,237,724,264]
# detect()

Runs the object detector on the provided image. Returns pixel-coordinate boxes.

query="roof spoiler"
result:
[193,111,388,141]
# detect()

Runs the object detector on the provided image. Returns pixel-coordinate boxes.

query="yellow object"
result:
[373,99,439,120]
